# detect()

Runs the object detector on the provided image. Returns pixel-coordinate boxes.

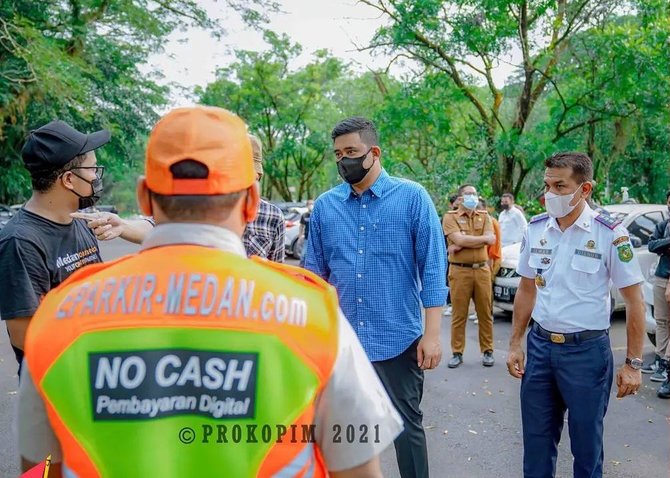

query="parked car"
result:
[284,207,308,258]
[272,201,306,216]
[643,266,657,346]
[493,204,668,345]
[0,204,14,230]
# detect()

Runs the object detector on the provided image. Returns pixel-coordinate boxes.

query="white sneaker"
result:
[468,313,477,321]
[443,306,453,316]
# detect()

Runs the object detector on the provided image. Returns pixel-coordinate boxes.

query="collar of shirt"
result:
[545,202,595,233]
[140,223,246,257]
[455,207,478,218]
[342,169,392,202]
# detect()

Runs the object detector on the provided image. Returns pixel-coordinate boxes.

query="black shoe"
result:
[482,350,495,367]
[642,354,661,374]
[650,359,668,383]
[658,378,670,399]
[448,353,463,368]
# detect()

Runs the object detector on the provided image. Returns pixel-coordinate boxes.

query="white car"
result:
[643,274,657,346]
[493,204,668,343]
[284,207,308,259]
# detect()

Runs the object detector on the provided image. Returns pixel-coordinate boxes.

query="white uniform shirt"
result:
[517,204,644,333]
[499,207,528,246]
[18,224,403,473]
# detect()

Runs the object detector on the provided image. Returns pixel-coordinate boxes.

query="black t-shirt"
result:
[0,208,102,321]
[300,211,311,239]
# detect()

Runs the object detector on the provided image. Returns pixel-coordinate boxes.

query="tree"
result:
[198,31,344,200]
[0,0,276,206]
[359,0,654,197]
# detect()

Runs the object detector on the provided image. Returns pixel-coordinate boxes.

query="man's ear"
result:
[244,183,260,223]
[583,181,594,197]
[371,145,382,161]
[60,170,75,191]
[136,177,153,217]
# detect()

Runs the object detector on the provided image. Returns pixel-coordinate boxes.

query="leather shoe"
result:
[448,353,463,368]
[482,350,495,367]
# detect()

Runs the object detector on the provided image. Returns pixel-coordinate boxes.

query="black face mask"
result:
[71,174,103,209]
[501,203,510,210]
[337,149,373,185]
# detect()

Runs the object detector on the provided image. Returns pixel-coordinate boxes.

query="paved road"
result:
[1,238,668,477]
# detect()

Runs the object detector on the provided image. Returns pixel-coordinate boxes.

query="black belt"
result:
[451,262,487,269]
[532,322,608,344]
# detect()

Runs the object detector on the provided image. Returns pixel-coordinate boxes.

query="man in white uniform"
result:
[506,152,645,478]
[498,193,527,246]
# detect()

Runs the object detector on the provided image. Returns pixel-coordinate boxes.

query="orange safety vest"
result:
[25,245,340,477]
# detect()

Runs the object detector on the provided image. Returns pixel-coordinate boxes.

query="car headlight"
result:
[498,267,519,278]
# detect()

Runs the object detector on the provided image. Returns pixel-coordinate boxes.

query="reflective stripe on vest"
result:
[26,246,338,477]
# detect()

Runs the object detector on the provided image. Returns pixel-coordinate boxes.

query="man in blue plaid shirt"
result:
[304,117,448,478]
[242,134,285,262]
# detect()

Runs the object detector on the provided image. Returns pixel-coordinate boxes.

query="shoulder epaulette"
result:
[529,212,549,224]
[447,210,458,214]
[594,211,622,230]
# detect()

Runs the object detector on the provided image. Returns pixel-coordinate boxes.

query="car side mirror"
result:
[630,235,642,248]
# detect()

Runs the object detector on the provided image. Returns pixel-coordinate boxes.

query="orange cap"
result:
[145,106,255,195]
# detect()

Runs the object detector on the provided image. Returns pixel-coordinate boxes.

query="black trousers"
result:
[373,337,428,478]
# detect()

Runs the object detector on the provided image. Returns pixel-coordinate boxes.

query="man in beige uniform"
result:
[443,184,496,368]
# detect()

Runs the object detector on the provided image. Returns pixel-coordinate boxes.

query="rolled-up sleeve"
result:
[413,188,448,308]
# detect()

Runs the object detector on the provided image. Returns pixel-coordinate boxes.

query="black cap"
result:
[21,120,111,174]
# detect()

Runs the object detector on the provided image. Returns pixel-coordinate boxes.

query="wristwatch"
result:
[625,357,643,370]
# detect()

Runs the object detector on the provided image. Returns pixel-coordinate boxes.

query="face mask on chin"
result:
[337,149,373,185]
[544,183,584,218]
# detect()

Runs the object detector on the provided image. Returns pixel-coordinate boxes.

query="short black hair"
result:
[457,184,476,196]
[331,117,379,147]
[151,160,244,221]
[32,153,88,193]
[545,152,593,183]
[448,194,458,204]
[502,193,514,201]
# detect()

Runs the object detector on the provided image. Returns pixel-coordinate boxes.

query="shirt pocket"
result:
[370,220,409,257]
[570,251,603,290]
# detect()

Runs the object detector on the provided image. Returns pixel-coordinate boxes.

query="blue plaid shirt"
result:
[304,170,448,361]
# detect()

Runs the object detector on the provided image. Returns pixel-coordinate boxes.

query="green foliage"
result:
[198,31,346,200]
[0,0,275,209]
[1,1,667,211]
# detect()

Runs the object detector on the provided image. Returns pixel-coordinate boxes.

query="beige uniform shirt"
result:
[443,208,493,264]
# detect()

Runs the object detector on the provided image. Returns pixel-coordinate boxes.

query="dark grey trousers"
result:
[373,337,428,478]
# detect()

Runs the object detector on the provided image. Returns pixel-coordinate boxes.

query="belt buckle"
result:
[550,333,565,344]
[472,263,480,269]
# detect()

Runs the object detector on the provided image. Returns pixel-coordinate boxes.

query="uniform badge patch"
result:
[617,244,633,263]
[540,238,547,246]
[585,240,596,250]
[612,236,630,246]
[541,257,551,265]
